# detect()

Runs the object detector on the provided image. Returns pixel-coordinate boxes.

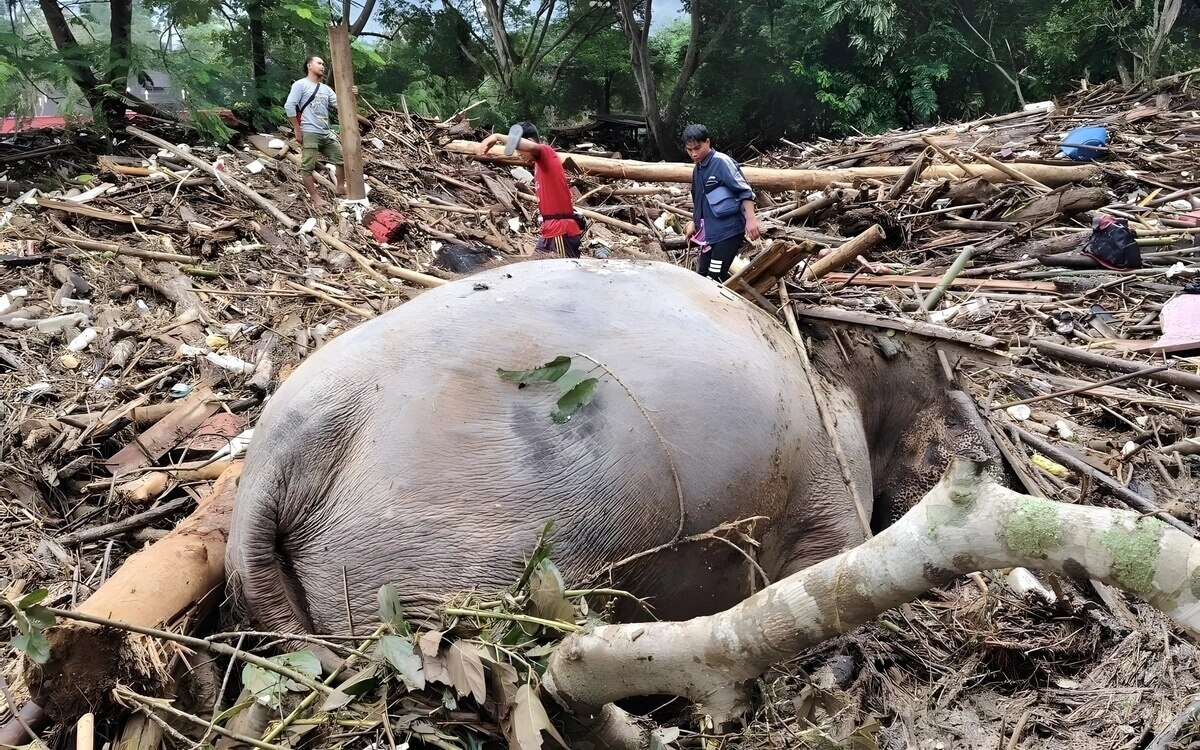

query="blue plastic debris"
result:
[1061,125,1107,161]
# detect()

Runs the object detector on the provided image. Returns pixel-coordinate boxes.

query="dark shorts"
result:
[536,234,583,258]
[697,235,745,281]
[300,131,343,175]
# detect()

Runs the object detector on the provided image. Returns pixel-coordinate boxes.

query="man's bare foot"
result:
[334,186,346,197]
[313,196,327,210]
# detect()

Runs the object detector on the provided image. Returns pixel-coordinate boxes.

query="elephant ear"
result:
[497,356,573,385]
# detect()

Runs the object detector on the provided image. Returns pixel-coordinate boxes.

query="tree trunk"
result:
[107,0,133,129]
[1147,0,1183,81]
[449,140,1100,189]
[247,0,270,114]
[544,459,1200,748]
[35,0,108,127]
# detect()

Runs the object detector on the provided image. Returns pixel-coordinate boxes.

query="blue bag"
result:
[1061,125,1107,161]
[705,185,742,218]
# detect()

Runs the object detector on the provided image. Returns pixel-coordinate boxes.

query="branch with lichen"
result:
[543,459,1200,749]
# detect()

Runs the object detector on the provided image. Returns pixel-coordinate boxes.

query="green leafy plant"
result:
[2,588,56,664]
[497,355,600,424]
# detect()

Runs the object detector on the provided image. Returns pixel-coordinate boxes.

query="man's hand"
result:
[351,85,358,97]
[744,215,762,241]
[479,134,501,156]
[684,220,696,241]
[293,127,303,144]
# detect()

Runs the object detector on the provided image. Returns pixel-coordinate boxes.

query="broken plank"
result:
[35,198,187,234]
[793,305,1005,350]
[103,388,222,476]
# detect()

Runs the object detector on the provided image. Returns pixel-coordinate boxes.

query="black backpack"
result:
[1083,215,1141,270]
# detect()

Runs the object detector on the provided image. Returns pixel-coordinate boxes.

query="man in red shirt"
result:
[479,123,584,258]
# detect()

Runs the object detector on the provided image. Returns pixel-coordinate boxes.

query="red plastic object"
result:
[363,208,407,244]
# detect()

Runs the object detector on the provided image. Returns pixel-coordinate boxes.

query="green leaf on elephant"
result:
[212,698,255,724]
[378,584,410,634]
[12,630,49,664]
[241,664,283,709]
[444,641,487,704]
[377,634,426,691]
[551,368,589,394]
[550,378,598,423]
[527,559,574,626]
[497,356,572,385]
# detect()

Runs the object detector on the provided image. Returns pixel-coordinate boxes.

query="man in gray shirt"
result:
[285,54,357,209]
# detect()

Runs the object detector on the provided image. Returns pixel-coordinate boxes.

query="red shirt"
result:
[532,145,580,238]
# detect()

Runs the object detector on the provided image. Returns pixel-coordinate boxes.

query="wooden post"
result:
[327,22,366,200]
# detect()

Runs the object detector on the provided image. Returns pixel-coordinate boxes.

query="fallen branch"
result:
[544,460,1200,747]
[793,305,1004,350]
[49,235,199,264]
[125,126,300,230]
[1032,339,1200,391]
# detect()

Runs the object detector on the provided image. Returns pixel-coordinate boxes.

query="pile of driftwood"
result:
[2,74,1200,749]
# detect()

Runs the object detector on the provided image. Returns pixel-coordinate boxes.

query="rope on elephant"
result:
[778,282,873,538]
[574,352,687,540]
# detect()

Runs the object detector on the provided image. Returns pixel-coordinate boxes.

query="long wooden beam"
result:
[443,141,1098,190]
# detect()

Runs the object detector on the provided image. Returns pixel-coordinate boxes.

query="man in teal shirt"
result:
[285,54,357,209]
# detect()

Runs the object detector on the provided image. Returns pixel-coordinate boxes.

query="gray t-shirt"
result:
[285,79,338,135]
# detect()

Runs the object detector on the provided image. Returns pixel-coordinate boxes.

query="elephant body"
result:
[226,259,987,635]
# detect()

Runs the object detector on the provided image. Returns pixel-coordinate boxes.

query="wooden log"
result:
[886,147,932,200]
[966,150,1052,192]
[801,225,886,280]
[26,463,243,721]
[327,23,366,200]
[1005,187,1109,223]
[941,176,997,204]
[443,141,1098,190]
[794,305,1004,350]
[126,126,300,230]
[1031,339,1200,391]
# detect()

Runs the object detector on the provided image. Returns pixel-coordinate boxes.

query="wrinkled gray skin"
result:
[226,259,993,636]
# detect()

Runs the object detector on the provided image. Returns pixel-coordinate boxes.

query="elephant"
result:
[225,258,998,638]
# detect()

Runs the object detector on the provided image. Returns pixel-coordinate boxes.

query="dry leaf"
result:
[505,683,567,750]
[417,629,445,657]
[445,640,487,704]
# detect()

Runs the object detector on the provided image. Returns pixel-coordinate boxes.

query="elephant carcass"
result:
[225,259,994,636]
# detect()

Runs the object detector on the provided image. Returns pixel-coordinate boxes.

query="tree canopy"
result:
[4,0,1199,153]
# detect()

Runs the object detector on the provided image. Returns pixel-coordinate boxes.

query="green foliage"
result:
[2,588,56,664]
[497,355,600,423]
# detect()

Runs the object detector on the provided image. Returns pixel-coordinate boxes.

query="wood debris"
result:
[1,75,1200,749]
